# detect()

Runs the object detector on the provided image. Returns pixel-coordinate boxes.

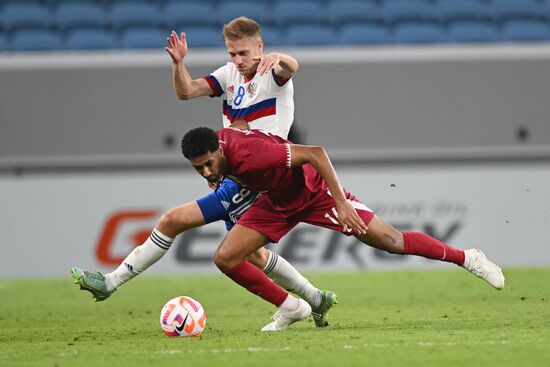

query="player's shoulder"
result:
[217,127,241,143]
[212,62,236,77]
[218,127,271,143]
[220,62,237,73]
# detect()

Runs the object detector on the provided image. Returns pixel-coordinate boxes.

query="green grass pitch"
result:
[1,268,549,367]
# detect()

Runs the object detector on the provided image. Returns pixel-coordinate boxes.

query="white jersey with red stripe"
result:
[203,62,294,139]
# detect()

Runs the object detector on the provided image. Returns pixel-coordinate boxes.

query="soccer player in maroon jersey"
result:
[181,127,505,331]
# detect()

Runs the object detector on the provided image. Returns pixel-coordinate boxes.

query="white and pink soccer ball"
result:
[160,296,206,337]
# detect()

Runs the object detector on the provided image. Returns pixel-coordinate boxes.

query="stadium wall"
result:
[1,45,550,165]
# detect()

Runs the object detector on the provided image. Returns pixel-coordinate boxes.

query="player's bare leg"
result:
[355,214,504,289]
[214,224,311,331]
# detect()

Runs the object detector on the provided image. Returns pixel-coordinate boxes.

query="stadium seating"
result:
[382,0,437,26]
[0,3,50,33]
[1,0,550,52]
[217,1,271,26]
[327,0,381,26]
[55,3,106,32]
[339,24,392,45]
[121,27,167,49]
[10,30,63,51]
[261,26,283,46]
[0,33,7,51]
[163,2,216,30]
[66,29,118,50]
[501,19,550,42]
[448,21,500,43]
[437,0,490,24]
[109,2,162,32]
[183,26,223,48]
[394,22,447,44]
[491,0,544,23]
[285,25,337,46]
[273,1,324,28]
[46,0,103,7]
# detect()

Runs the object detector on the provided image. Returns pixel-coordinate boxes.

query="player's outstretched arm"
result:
[165,31,213,100]
[289,144,368,235]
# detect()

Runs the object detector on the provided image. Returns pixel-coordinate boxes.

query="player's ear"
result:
[257,38,263,52]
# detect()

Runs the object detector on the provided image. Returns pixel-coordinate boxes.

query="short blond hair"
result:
[223,16,261,41]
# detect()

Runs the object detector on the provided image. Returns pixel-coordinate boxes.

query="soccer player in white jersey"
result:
[71,17,336,330]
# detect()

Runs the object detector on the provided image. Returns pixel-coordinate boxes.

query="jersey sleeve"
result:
[271,69,292,87]
[203,64,229,97]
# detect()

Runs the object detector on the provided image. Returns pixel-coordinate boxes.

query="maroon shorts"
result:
[237,188,374,243]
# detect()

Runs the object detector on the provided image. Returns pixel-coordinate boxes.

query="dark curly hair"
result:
[181,127,220,159]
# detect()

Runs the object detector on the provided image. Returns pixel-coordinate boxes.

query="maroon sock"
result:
[403,232,465,266]
[224,260,288,306]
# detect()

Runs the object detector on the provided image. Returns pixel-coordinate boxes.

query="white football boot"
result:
[261,299,312,332]
[462,249,505,290]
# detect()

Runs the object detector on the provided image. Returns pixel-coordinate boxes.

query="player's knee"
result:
[157,211,178,232]
[213,247,235,272]
[247,248,269,269]
[157,206,196,236]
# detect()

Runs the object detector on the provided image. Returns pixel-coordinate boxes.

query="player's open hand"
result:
[165,31,188,63]
[335,201,368,235]
[252,53,280,75]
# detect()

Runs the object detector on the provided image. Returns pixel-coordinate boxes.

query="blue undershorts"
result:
[196,177,260,231]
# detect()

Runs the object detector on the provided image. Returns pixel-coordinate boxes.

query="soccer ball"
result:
[160,296,207,337]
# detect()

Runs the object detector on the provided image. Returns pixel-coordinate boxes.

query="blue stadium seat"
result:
[273,1,324,28]
[10,30,63,51]
[339,24,392,45]
[163,2,216,29]
[0,0,41,9]
[393,22,446,44]
[46,0,103,7]
[110,2,162,32]
[327,0,380,26]
[183,26,223,48]
[285,25,337,46]
[261,26,283,46]
[437,0,490,24]
[448,21,499,43]
[491,0,543,23]
[501,20,550,42]
[121,27,166,49]
[0,3,51,33]
[66,29,118,50]
[217,1,271,26]
[382,0,436,26]
[55,3,106,32]
[0,33,7,51]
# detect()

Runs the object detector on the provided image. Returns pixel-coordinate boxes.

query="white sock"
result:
[263,250,322,309]
[279,293,300,311]
[104,228,174,292]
